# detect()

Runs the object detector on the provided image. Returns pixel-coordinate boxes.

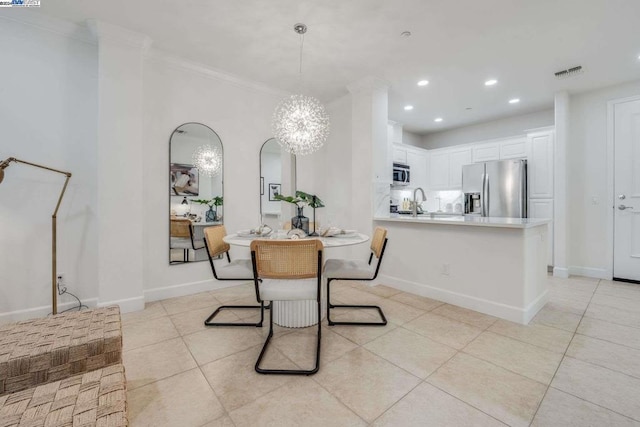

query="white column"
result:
[346,77,389,234]
[553,92,569,278]
[89,21,151,311]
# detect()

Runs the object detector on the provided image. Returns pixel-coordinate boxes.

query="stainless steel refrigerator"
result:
[462,159,527,218]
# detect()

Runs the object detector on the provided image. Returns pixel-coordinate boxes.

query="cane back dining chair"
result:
[251,239,324,375]
[324,226,389,326]
[170,218,205,262]
[202,226,264,327]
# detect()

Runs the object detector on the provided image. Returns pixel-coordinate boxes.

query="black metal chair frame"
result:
[326,237,389,326]
[203,237,267,328]
[253,248,323,376]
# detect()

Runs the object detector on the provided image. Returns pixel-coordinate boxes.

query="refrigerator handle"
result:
[520,161,527,217]
[482,172,488,217]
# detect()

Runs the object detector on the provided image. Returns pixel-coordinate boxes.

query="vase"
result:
[291,206,309,234]
[206,207,216,222]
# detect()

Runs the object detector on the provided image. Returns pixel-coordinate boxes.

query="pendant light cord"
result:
[298,33,305,88]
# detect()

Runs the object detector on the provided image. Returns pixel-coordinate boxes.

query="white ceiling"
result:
[33,0,640,134]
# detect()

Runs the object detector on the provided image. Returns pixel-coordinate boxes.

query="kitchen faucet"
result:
[412,187,427,217]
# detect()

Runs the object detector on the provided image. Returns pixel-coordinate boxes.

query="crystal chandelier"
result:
[193,145,222,177]
[272,23,330,156]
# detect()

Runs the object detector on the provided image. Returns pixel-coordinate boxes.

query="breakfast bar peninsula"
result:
[374,215,551,324]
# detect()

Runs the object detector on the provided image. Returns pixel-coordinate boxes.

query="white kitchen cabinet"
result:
[473,143,500,163]
[528,130,554,198]
[407,149,428,190]
[429,151,450,190]
[449,148,472,188]
[428,148,471,190]
[500,137,527,159]
[529,198,554,266]
[392,145,407,164]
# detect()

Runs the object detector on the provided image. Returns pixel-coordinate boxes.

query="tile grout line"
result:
[166,309,236,425]
[421,345,509,426]
[527,278,602,426]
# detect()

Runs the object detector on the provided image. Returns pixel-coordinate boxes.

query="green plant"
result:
[274,191,324,208]
[191,196,223,207]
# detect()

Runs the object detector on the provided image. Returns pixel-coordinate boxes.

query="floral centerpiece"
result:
[191,196,223,222]
[274,191,324,235]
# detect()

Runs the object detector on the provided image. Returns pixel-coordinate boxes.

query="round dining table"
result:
[223,232,370,328]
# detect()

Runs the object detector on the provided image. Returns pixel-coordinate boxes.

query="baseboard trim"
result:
[144,279,252,303]
[377,274,546,324]
[568,266,611,280]
[0,298,99,324]
[98,296,145,314]
[553,267,569,278]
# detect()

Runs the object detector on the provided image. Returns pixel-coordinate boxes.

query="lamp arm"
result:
[3,157,72,217]
[1,157,72,315]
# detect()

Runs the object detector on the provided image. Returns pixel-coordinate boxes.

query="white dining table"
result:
[223,232,370,328]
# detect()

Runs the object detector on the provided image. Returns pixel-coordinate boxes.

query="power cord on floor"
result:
[56,276,88,313]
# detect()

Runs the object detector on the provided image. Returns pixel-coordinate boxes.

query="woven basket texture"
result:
[0,364,127,427]
[204,225,230,258]
[0,307,122,396]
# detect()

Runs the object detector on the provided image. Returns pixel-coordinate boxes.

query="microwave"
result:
[392,163,410,186]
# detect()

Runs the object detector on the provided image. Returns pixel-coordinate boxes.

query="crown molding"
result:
[146,49,289,98]
[87,20,152,51]
[346,76,389,95]
[0,9,95,44]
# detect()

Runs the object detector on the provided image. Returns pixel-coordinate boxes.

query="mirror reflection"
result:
[169,123,223,264]
[260,138,287,230]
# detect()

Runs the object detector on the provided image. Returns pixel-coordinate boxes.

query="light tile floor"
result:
[123,276,640,426]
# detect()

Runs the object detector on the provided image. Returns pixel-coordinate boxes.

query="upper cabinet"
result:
[472,143,500,163]
[500,137,527,159]
[472,137,527,163]
[449,149,472,188]
[429,147,471,190]
[527,129,554,198]
[392,145,407,164]
[407,149,428,190]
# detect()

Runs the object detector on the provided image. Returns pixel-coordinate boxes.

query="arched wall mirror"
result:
[169,122,223,264]
[260,138,296,230]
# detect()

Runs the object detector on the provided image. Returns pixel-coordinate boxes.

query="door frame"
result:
[606,95,640,280]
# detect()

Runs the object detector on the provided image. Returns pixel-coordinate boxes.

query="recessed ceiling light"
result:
[434,117,443,122]
[404,105,414,111]
[484,79,498,86]
[417,80,429,86]
[509,98,520,104]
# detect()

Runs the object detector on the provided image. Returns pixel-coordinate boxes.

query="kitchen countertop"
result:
[375,214,551,229]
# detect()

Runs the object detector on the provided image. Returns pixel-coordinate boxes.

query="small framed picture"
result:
[170,163,199,196]
[268,183,281,201]
[260,177,264,195]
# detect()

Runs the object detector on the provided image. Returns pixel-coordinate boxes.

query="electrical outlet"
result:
[441,264,450,276]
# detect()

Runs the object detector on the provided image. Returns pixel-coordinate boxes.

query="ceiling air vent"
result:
[554,66,583,79]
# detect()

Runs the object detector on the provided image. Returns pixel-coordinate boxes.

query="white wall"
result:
[141,53,286,299]
[0,17,99,320]
[0,15,294,319]
[567,79,640,277]
[422,109,554,149]
[402,130,422,148]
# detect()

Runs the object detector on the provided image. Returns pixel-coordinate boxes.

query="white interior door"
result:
[614,99,640,281]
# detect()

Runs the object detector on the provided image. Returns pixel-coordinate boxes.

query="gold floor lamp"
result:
[0,157,72,315]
